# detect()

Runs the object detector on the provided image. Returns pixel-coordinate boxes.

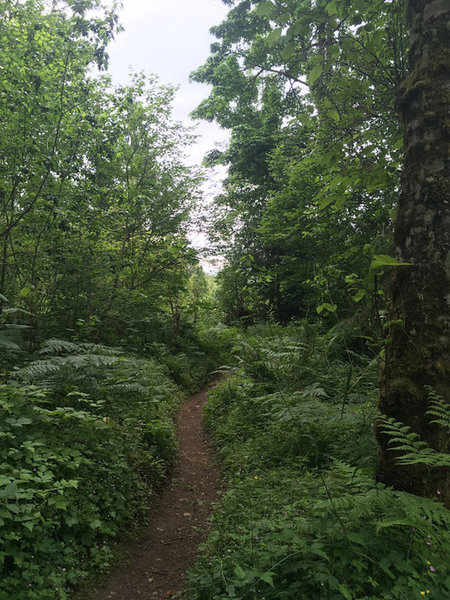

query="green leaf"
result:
[370,255,412,270]
[5,416,33,427]
[89,518,101,529]
[328,175,343,190]
[0,482,19,499]
[366,30,384,54]
[292,18,310,36]
[338,584,353,600]
[234,564,246,580]
[328,44,340,58]
[65,515,79,527]
[3,307,34,316]
[346,531,367,547]
[266,27,282,47]
[379,557,395,579]
[343,38,354,51]
[326,1,338,16]
[319,195,334,210]
[22,441,36,453]
[283,41,296,61]
[260,572,275,587]
[317,303,337,315]
[0,336,21,350]
[322,151,339,167]
[353,289,367,303]
[328,108,340,123]
[19,286,32,298]
[253,1,274,17]
[308,63,323,85]
[277,12,290,25]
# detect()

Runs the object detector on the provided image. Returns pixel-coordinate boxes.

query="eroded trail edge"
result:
[95,383,220,600]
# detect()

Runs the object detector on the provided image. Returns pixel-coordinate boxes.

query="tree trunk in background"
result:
[377,0,450,505]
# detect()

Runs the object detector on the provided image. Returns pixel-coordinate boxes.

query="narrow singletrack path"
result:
[94,383,220,600]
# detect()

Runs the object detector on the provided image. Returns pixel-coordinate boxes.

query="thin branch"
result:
[0,42,72,238]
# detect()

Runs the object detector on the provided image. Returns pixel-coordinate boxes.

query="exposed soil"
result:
[93,382,220,600]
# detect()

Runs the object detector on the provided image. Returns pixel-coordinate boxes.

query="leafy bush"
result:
[190,464,450,599]
[0,341,183,599]
[188,325,450,599]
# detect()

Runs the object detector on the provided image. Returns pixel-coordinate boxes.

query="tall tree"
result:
[194,0,406,323]
[0,0,201,352]
[0,0,120,313]
[377,0,450,504]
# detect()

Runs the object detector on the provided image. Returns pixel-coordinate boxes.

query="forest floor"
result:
[91,382,220,600]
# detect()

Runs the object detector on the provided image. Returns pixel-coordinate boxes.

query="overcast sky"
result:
[106,0,230,166]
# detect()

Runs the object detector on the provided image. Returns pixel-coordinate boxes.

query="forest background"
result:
[0,0,449,599]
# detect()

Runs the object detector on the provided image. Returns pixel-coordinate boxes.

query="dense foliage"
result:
[0,1,221,598]
[1,0,448,598]
[192,0,407,326]
[188,326,450,599]
[1,345,181,599]
[186,1,449,598]
[0,0,201,352]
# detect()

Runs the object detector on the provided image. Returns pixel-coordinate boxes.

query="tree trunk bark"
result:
[376,0,450,506]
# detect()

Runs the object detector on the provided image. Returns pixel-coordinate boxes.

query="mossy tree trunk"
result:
[377,0,450,506]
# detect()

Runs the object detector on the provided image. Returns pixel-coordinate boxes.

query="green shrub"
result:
[190,464,450,599]
[189,325,450,600]
[0,342,182,599]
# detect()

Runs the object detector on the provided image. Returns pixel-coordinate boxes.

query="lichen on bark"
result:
[376,0,450,507]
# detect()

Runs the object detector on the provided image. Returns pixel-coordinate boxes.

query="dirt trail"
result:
[93,383,220,600]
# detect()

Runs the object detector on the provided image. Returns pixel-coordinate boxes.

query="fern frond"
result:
[379,414,450,467]
[39,338,122,356]
[108,382,153,397]
[39,339,80,354]
[395,450,450,467]
[426,389,450,431]
[17,354,118,380]
[0,334,21,351]
[303,383,328,399]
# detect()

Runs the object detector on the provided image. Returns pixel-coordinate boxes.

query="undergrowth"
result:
[187,323,450,600]
[0,328,228,600]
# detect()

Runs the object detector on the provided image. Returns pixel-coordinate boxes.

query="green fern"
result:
[379,390,450,467]
[16,338,121,382]
[303,382,328,399]
[38,338,81,354]
[107,381,154,398]
[313,463,449,532]
[0,334,21,351]
[17,354,119,381]
[426,386,450,434]
[39,338,121,356]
